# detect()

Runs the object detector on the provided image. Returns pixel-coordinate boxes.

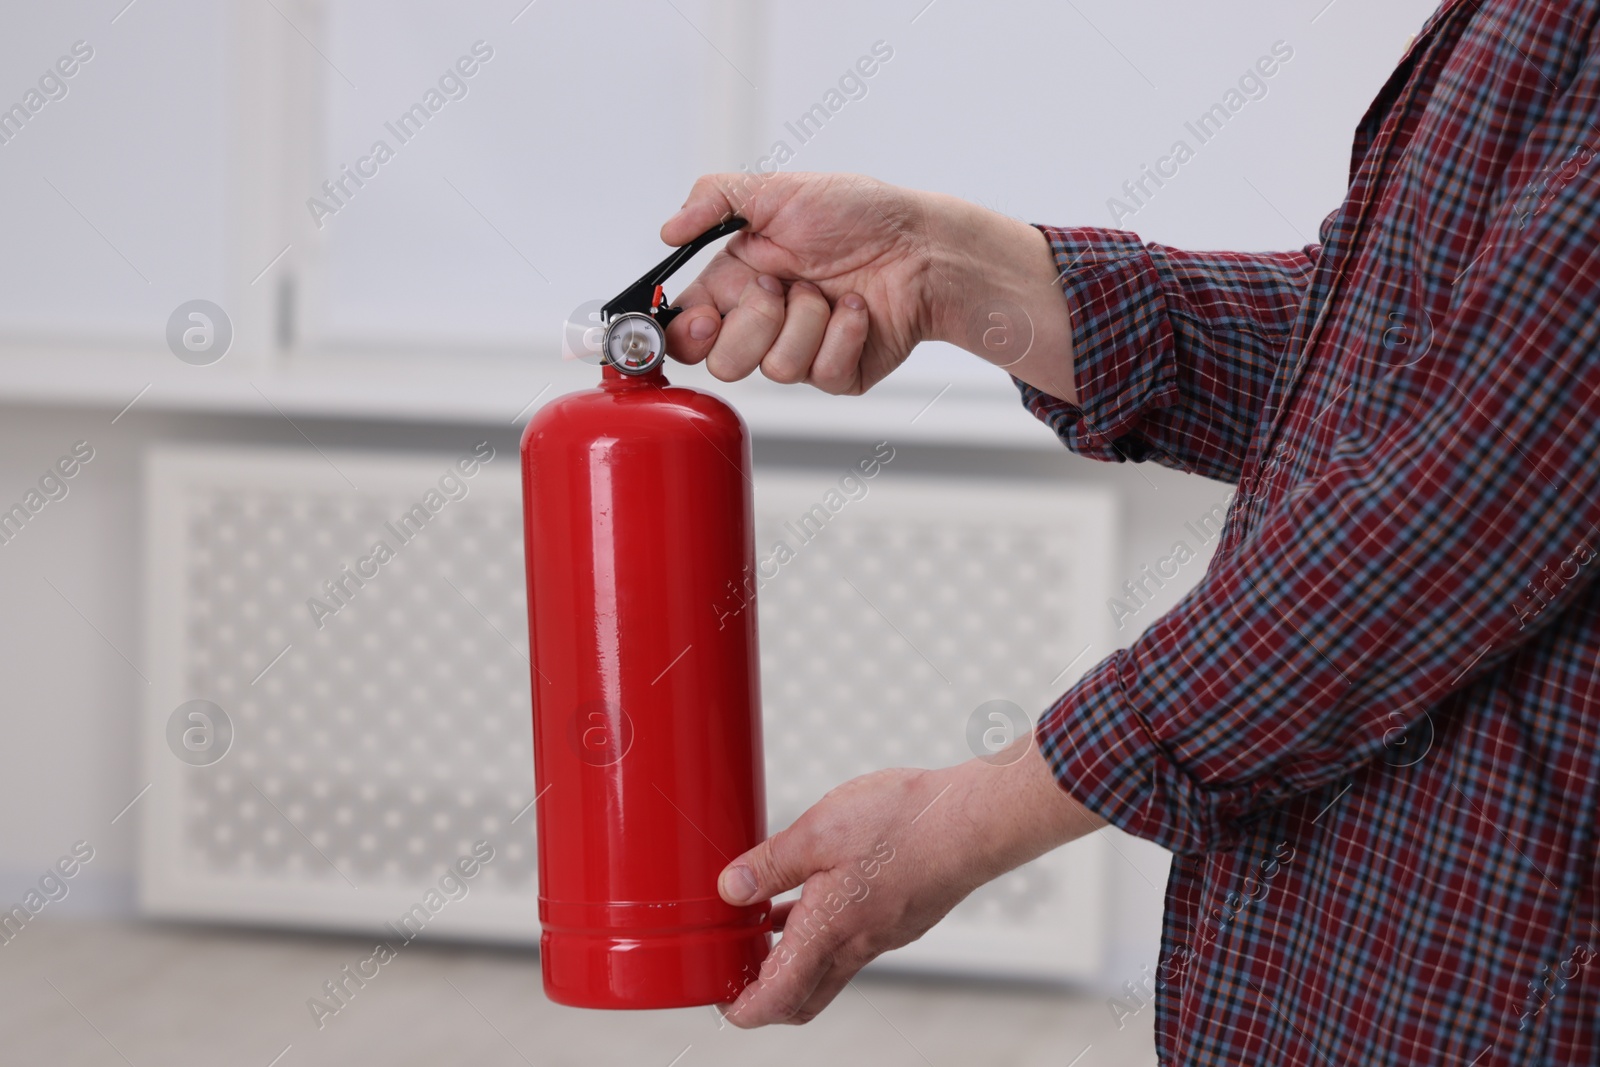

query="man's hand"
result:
[717,738,1106,1027]
[660,172,1078,401]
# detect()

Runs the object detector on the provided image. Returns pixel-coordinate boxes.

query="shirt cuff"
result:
[1035,651,1262,855]
[1013,226,1181,463]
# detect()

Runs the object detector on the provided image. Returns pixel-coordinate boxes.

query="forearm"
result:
[943,736,1107,882]
[924,194,1079,404]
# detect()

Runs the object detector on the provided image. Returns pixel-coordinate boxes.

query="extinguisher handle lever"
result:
[600,216,748,322]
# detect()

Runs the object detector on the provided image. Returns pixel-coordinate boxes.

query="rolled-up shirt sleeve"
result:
[1017,226,1320,483]
[1032,138,1600,856]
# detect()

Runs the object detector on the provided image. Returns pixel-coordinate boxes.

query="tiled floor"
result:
[0,919,1158,1066]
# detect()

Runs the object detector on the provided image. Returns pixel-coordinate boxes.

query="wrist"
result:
[922,197,1078,402]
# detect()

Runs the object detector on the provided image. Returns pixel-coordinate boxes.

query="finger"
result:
[704,274,787,383]
[723,887,846,1028]
[786,961,860,1025]
[719,819,817,907]
[661,173,783,247]
[761,281,831,385]
[806,293,871,395]
[724,955,827,1030]
[664,251,757,365]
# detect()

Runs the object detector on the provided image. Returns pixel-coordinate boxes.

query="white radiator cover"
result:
[140,443,1118,982]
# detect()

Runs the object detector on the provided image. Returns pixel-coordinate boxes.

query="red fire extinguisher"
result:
[520,218,770,1009]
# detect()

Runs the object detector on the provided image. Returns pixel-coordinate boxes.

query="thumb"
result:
[718,827,810,906]
[661,172,782,247]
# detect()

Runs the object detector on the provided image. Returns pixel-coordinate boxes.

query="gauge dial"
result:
[602,313,666,375]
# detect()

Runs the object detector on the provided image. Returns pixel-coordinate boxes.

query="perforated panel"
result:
[141,445,1117,979]
[142,447,540,938]
[751,472,1116,977]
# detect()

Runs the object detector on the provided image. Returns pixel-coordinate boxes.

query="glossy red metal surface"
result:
[520,365,769,1009]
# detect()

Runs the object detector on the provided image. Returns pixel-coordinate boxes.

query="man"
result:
[655,0,1600,1061]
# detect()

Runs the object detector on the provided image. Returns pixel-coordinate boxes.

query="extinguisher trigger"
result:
[656,304,684,331]
[599,217,748,323]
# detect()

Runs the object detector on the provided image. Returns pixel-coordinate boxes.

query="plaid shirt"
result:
[1020,1,1600,1062]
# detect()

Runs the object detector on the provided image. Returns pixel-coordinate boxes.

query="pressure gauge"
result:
[603,312,666,376]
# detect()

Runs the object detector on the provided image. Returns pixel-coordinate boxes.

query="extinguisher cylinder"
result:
[520,366,770,1009]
